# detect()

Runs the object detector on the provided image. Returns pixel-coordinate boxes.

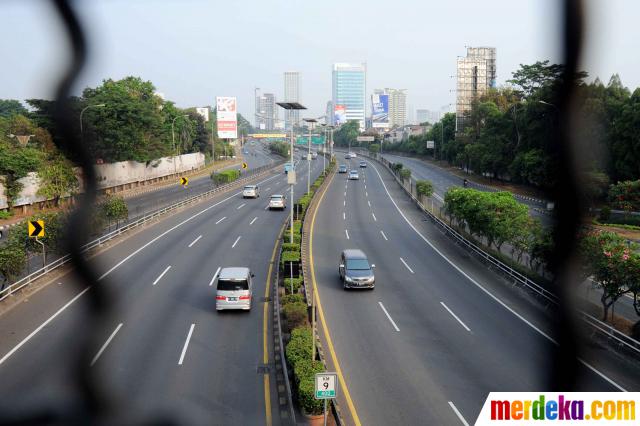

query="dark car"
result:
[339,249,375,289]
[359,161,367,168]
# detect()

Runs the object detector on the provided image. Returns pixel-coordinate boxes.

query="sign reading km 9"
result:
[315,372,337,399]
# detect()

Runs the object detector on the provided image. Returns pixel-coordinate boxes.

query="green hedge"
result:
[283,301,308,330]
[285,326,313,366]
[283,232,301,245]
[281,293,304,305]
[400,168,411,180]
[282,243,300,253]
[281,250,301,264]
[211,169,240,184]
[296,360,325,415]
[284,277,303,294]
[416,180,434,197]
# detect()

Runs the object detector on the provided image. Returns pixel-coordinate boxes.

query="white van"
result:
[215,267,253,311]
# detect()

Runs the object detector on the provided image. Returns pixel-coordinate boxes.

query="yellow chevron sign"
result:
[28,220,45,237]
[180,177,189,186]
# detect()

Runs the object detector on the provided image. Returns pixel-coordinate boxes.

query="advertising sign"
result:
[371,94,389,128]
[334,105,347,125]
[426,140,435,149]
[216,96,238,139]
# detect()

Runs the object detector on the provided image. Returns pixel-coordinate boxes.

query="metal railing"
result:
[357,149,640,356]
[0,161,283,302]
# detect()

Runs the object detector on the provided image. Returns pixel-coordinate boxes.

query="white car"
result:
[215,267,253,311]
[242,185,259,198]
[269,194,286,210]
[348,170,359,180]
[350,152,357,158]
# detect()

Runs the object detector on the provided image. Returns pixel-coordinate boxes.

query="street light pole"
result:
[80,103,105,134]
[303,118,317,194]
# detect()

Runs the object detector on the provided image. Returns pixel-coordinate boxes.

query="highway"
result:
[0,143,323,424]
[378,152,553,225]
[311,156,640,425]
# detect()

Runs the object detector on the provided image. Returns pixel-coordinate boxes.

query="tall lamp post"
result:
[80,103,105,134]
[303,118,317,193]
[276,102,307,244]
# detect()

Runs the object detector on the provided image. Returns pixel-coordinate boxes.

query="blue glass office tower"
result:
[332,63,366,131]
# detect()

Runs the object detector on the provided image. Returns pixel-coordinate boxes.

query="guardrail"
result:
[354,149,640,356]
[0,161,284,302]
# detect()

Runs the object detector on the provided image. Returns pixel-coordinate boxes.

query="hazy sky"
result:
[2,0,638,121]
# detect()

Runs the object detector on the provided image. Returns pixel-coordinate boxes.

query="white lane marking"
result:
[378,302,400,332]
[368,161,627,391]
[366,191,368,197]
[364,184,366,189]
[188,235,202,247]
[343,212,346,220]
[367,200,371,207]
[216,216,227,224]
[264,204,269,210]
[178,323,195,365]
[250,216,258,225]
[399,257,414,274]
[440,302,471,332]
[343,200,346,206]
[232,236,242,248]
[434,193,444,202]
[380,230,388,241]
[344,191,346,197]
[209,267,221,286]
[265,187,271,191]
[237,203,246,210]
[372,213,377,222]
[90,323,123,366]
[448,402,469,426]
[152,265,172,286]
[345,229,350,240]
[0,171,282,366]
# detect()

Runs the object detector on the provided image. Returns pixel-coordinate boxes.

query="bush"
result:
[281,250,301,264]
[0,210,13,220]
[416,180,434,197]
[211,169,240,184]
[608,180,640,211]
[283,301,308,329]
[399,168,411,180]
[286,326,313,366]
[281,293,304,305]
[283,232,301,245]
[100,195,128,222]
[598,206,611,222]
[283,277,303,294]
[282,243,300,253]
[296,360,325,415]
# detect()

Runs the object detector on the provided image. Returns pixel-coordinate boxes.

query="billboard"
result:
[216,96,237,139]
[371,94,389,128]
[334,105,347,125]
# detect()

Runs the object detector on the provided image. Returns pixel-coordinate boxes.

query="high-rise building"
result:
[256,93,276,130]
[416,109,441,125]
[456,46,497,131]
[332,63,366,131]
[284,71,300,129]
[373,88,406,128]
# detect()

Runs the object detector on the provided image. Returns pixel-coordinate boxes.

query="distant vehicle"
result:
[350,152,357,158]
[339,249,375,289]
[359,161,367,168]
[294,147,299,152]
[269,194,286,210]
[242,185,259,198]
[348,170,359,180]
[243,149,249,154]
[311,152,318,159]
[338,164,348,173]
[216,267,254,311]
[345,153,351,159]
[284,163,293,174]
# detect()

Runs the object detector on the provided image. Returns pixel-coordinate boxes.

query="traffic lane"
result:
[361,160,638,391]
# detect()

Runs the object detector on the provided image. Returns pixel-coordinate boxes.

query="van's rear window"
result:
[217,279,249,291]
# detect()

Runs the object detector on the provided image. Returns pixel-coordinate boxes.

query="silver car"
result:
[339,249,375,289]
[216,267,253,311]
[348,170,359,180]
[243,185,259,198]
[269,194,286,210]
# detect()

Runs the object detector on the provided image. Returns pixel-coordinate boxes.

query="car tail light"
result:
[239,295,251,300]
[216,295,225,300]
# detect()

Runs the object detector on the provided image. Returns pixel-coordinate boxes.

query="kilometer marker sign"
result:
[315,372,337,399]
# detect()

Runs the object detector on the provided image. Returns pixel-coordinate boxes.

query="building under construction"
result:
[455,46,497,132]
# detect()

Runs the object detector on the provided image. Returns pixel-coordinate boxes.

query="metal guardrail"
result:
[0,162,283,302]
[356,149,640,356]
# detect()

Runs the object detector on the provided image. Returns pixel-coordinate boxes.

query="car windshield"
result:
[217,279,249,291]
[346,259,370,270]
[244,186,255,190]
[271,195,282,200]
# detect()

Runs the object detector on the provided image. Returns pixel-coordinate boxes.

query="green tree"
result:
[333,120,359,147]
[0,100,28,118]
[37,154,79,206]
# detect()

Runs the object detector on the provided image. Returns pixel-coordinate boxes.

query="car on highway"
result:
[242,185,259,198]
[359,161,367,168]
[348,170,359,180]
[338,164,348,173]
[339,249,375,289]
[215,267,254,311]
[344,153,351,159]
[284,162,293,174]
[268,194,286,210]
[350,152,357,158]
[311,152,318,159]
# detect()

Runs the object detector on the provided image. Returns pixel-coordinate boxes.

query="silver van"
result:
[215,267,254,311]
[339,249,375,289]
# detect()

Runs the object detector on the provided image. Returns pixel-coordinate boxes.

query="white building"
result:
[284,71,300,129]
[332,63,366,131]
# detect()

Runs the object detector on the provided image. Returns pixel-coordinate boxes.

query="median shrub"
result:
[400,168,411,181]
[283,302,308,330]
[282,243,300,253]
[296,360,325,415]
[283,277,303,294]
[285,326,313,366]
[280,250,301,265]
[416,180,434,198]
[211,169,240,184]
[281,293,304,305]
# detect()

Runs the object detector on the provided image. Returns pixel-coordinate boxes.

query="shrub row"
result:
[285,327,325,415]
[211,169,240,184]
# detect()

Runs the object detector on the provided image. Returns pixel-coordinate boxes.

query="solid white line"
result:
[448,402,469,426]
[178,323,195,365]
[188,235,202,247]
[380,230,388,241]
[232,236,242,248]
[367,200,371,207]
[90,323,123,366]
[237,203,246,210]
[378,302,400,332]
[266,187,271,191]
[399,257,414,274]
[209,266,221,286]
[250,216,258,225]
[216,216,227,224]
[264,205,269,210]
[345,229,350,240]
[368,161,627,391]
[372,213,377,221]
[440,302,471,332]
[343,212,345,220]
[152,265,171,286]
